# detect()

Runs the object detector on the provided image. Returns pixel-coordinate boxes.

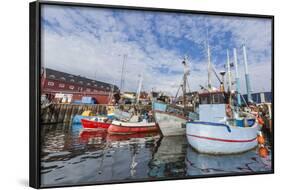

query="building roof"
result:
[45,68,119,91]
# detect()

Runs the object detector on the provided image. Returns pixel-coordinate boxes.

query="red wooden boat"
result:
[81,117,111,129]
[108,120,159,134]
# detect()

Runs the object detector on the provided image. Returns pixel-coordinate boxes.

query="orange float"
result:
[258,146,269,158]
[257,131,265,144]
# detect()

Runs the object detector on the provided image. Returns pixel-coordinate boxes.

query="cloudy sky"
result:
[41,4,272,95]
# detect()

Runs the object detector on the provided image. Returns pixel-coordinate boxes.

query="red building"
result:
[41,68,119,104]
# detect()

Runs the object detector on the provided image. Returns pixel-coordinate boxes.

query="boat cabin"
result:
[198,91,230,122]
[199,91,228,105]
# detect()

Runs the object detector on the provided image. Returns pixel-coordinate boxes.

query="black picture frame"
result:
[29,1,274,188]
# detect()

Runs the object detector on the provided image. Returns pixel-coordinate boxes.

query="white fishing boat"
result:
[186,91,260,154]
[187,120,259,154]
[186,48,260,154]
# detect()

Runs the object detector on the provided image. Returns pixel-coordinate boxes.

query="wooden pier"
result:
[41,103,151,124]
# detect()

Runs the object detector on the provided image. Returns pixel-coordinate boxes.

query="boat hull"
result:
[81,119,111,129]
[108,121,158,134]
[186,121,259,154]
[154,111,187,136]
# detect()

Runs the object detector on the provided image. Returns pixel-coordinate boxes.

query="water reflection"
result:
[41,124,272,187]
[186,145,272,175]
[148,136,187,178]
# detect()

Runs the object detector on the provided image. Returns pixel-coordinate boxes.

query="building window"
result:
[49,75,55,79]
[69,85,74,90]
[48,81,54,86]
[59,83,65,88]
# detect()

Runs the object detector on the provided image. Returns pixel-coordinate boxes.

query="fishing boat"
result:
[186,91,260,154]
[186,48,260,154]
[153,102,187,136]
[81,116,111,129]
[152,57,193,136]
[107,116,158,134]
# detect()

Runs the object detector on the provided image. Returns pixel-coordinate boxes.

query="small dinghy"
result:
[107,116,158,134]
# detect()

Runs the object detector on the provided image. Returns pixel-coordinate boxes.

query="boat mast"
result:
[226,49,233,108]
[233,48,241,106]
[182,56,190,109]
[136,74,143,104]
[242,44,253,103]
[207,37,212,90]
[226,49,232,91]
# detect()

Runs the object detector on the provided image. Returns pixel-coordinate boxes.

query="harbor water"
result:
[41,123,272,187]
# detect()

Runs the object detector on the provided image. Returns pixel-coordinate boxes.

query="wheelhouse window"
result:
[200,95,210,104]
[199,92,226,104]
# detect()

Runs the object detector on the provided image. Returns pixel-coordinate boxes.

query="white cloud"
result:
[41,5,272,95]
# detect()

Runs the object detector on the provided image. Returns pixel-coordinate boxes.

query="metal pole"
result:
[242,44,253,103]
[136,74,143,104]
[207,44,212,89]
[233,48,241,106]
[226,49,232,91]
